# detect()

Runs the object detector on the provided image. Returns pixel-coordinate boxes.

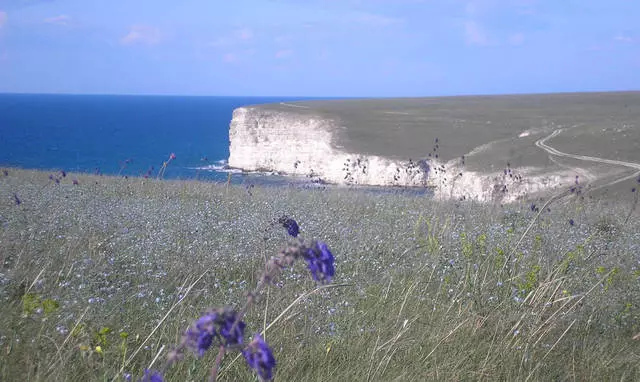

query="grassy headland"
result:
[1,168,639,381]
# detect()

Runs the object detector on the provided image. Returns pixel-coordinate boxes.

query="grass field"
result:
[1,168,639,381]
[282,92,640,165]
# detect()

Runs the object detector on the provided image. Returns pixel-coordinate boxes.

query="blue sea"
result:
[0,94,313,184]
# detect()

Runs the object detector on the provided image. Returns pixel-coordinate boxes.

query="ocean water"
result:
[0,94,310,183]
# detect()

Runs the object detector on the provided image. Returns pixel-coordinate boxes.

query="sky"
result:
[0,0,638,97]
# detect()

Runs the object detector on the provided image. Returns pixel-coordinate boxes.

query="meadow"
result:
[1,168,639,381]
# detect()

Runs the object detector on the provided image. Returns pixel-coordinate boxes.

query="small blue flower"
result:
[243,334,276,381]
[304,241,335,283]
[569,219,575,226]
[140,369,163,382]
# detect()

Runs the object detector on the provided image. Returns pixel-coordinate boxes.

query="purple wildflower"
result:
[569,219,575,226]
[243,335,276,381]
[283,218,300,237]
[304,241,335,284]
[183,309,245,357]
[60,170,66,177]
[219,311,246,346]
[13,193,21,205]
[73,178,79,185]
[2,170,7,176]
[277,216,300,237]
[140,369,163,382]
[632,187,637,193]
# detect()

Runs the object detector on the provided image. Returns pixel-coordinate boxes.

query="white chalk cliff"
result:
[228,106,584,202]
[228,107,432,185]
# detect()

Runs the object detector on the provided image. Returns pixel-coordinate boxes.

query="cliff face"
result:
[228,106,432,188]
[227,102,614,203]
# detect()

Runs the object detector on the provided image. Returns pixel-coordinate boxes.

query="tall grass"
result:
[1,168,639,381]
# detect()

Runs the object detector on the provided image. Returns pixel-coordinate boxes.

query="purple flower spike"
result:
[220,311,246,346]
[183,309,246,357]
[284,219,299,237]
[184,312,218,357]
[278,216,300,237]
[140,369,163,382]
[243,334,276,381]
[304,241,335,284]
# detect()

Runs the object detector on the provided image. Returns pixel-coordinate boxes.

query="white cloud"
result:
[121,25,161,46]
[275,49,293,59]
[274,35,292,44]
[44,14,71,26]
[209,28,253,47]
[0,11,7,28]
[221,49,255,64]
[509,33,525,46]
[222,52,238,63]
[356,12,403,26]
[465,1,478,15]
[237,28,253,40]
[464,20,489,46]
[614,34,633,43]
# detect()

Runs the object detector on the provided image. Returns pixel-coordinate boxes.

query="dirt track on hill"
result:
[536,127,640,192]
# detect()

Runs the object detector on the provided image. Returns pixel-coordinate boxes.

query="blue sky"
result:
[0,0,638,97]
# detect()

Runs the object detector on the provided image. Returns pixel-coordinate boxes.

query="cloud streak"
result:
[0,10,7,28]
[509,33,524,46]
[464,20,489,45]
[210,28,254,47]
[355,12,403,26]
[614,34,633,43]
[44,14,71,26]
[121,25,161,46]
[275,49,293,59]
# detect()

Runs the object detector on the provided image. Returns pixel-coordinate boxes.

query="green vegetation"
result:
[1,168,639,381]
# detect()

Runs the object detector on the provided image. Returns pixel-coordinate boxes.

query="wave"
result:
[192,159,285,176]
[192,159,243,174]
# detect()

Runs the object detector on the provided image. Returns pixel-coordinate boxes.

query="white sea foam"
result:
[194,160,242,174]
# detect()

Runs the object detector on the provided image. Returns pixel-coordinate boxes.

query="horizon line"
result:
[0,89,639,99]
